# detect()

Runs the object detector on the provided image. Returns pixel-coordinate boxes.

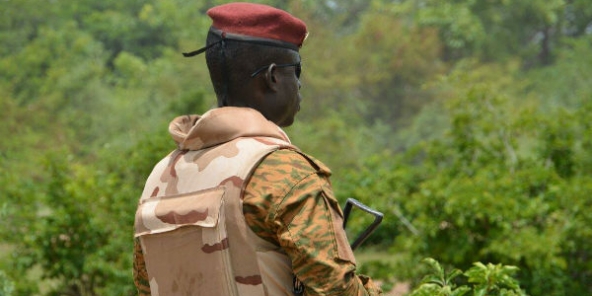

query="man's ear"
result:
[263,63,279,92]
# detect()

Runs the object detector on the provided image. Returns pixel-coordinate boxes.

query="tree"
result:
[339,58,592,295]
[379,0,591,66]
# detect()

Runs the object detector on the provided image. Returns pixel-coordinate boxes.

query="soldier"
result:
[133,2,382,295]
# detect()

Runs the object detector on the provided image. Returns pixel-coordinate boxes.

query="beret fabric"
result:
[207,2,308,48]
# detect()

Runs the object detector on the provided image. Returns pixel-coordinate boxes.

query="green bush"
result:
[2,1,592,295]
[338,62,592,295]
[0,270,15,296]
[410,258,526,296]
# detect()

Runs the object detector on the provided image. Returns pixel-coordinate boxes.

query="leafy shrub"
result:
[410,258,526,296]
[338,62,592,295]
[0,270,15,296]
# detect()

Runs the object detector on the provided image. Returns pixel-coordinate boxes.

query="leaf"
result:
[451,286,471,296]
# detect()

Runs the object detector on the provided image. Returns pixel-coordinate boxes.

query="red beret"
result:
[207,2,308,48]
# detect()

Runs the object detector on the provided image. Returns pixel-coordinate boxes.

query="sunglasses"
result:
[250,62,302,79]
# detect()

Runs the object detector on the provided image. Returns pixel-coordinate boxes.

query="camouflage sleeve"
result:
[133,238,152,296]
[243,149,382,295]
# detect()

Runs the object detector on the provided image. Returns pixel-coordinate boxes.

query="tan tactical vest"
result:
[134,135,297,295]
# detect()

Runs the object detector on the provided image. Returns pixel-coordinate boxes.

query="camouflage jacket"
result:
[133,107,382,295]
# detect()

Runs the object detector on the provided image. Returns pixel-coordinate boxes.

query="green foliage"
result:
[350,9,445,129]
[0,270,15,296]
[339,59,592,295]
[383,0,590,65]
[410,258,526,296]
[2,0,592,295]
[411,258,470,296]
[12,153,132,296]
[465,262,524,296]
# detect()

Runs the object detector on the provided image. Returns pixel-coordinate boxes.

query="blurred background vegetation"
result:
[1,0,591,295]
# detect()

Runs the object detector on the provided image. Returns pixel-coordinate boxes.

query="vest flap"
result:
[135,187,225,237]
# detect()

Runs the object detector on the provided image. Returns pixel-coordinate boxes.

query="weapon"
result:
[342,198,384,251]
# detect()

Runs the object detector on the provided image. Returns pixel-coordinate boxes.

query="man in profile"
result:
[133,2,382,295]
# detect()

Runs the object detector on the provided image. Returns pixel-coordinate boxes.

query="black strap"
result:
[182,40,222,57]
[293,276,304,296]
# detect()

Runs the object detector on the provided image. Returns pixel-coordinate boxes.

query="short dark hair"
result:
[205,31,295,107]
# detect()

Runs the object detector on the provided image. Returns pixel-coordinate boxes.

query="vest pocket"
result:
[135,187,242,295]
[134,187,225,237]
